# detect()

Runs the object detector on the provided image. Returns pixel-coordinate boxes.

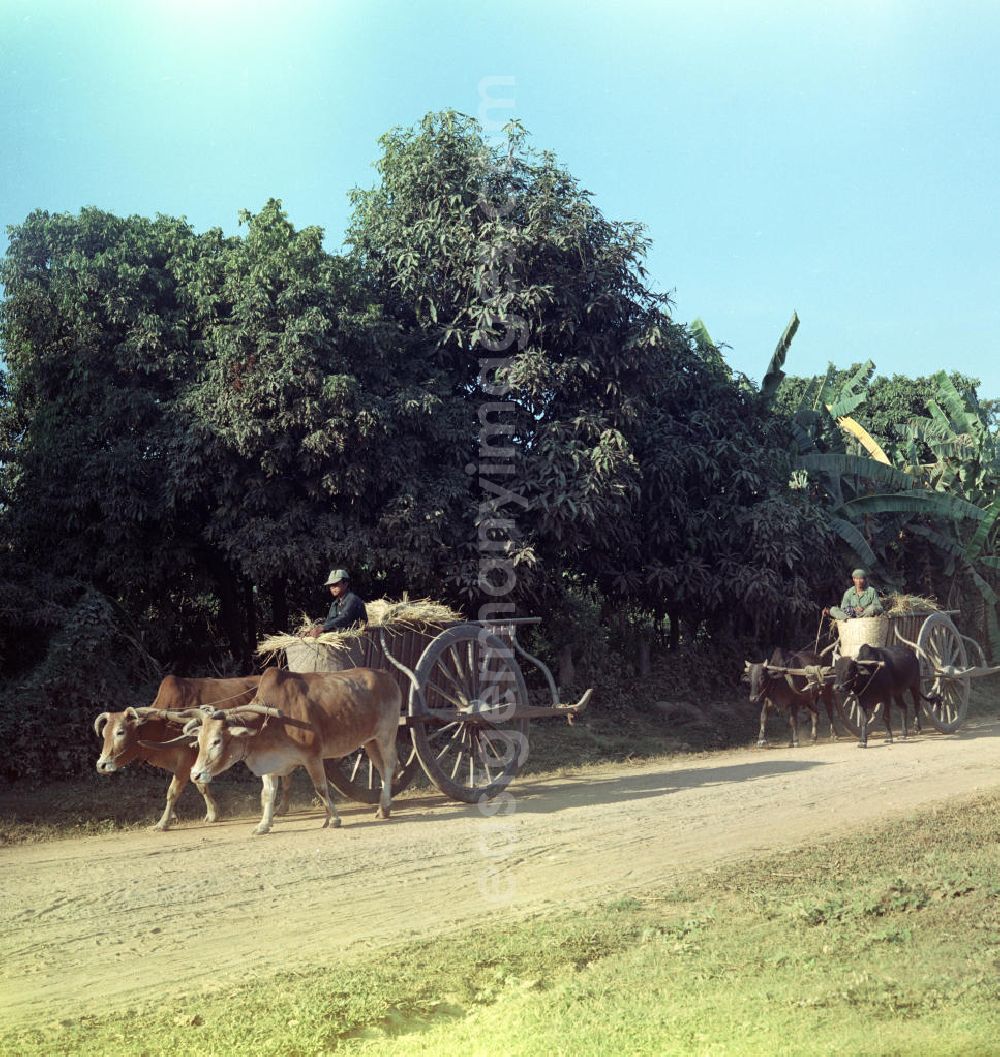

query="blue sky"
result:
[2,0,998,397]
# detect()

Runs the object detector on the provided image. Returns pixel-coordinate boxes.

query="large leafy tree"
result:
[348,112,836,640]
[177,199,472,642]
[0,207,216,664]
[0,200,480,671]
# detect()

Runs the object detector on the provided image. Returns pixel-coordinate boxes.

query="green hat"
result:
[324,568,350,585]
[851,568,868,578]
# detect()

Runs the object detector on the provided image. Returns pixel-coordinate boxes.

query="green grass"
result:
[5,790,998,1056]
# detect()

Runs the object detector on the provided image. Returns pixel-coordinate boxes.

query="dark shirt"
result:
[321,591,367,632]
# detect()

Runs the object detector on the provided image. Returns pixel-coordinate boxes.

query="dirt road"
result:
[3,720,999,1030]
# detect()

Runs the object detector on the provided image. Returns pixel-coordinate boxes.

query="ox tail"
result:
[893,632,945,706]
[917,685,944,707]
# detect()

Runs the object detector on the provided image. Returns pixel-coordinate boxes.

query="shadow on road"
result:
[190,759,832,834]
[506,758,829,814]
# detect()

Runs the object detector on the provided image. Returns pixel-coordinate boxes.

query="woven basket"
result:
[836,615,889,658]
[284,638,365,674]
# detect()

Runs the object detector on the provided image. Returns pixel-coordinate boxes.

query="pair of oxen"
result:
[93,667,402,834]
[745,643,942,749]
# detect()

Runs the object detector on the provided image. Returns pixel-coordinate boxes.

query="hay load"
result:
[256,596,464,665]
[883,592,941,616]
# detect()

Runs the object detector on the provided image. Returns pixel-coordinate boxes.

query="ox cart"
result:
[282,617,591,805]
[781,609,998,738]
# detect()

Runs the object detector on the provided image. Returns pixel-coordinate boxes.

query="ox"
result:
[145,667,401,835]
[94,675,288,830]
[745,647,837,748]
[833,644,940,748]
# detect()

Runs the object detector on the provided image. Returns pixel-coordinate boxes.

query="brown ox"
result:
[148,667,401,835]
[93,675,286,831]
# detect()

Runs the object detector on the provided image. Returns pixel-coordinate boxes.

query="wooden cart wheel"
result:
[409,625,530,804]
[834,694,880,738]
[323,731,420,804]
[916,612,970,734]
[829,645,880,738]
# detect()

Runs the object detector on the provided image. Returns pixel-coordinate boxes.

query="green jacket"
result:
[832,585,882,619]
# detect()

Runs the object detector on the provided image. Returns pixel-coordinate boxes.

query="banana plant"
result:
[747,320,998,653]
[806,371,999,656]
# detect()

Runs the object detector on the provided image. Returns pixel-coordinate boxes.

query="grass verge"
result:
[4,789,998,1056]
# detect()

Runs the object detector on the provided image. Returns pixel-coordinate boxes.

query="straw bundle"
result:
[256,596,463,660]
[884,593,940,616]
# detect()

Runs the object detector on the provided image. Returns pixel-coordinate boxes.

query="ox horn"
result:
[94,712,111,738]
[224,713,264,730]
[227,703,283,718]
[138,732,199,749]
[156,707,208,723]
[182,717,203,735]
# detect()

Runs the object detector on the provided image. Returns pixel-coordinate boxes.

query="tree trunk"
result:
[243,579,257,672]
[558,644,576,690]
[211,557,245,665]
[270,577,289,634]
[638,639,651,678]
[666,608,680,651]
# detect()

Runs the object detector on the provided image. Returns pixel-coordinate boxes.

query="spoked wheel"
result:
[410,625,530,804]
[324,730,420,804]
[916,612,970,734]
[834,694,881,739]
[829,646,880,738]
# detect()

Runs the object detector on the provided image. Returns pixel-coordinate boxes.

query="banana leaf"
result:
[797,453,914,491]
[836,416,892,464]
[813,363,837,412]
[826,359,875,418]
[933,370,983,436]
[842,490,988,522]
[760,311,799,406]
[795,377,822,415]
[828,516,877,568]
[791,419,817,455]
[926,399,954,436]
[842,358,876,393]
[826,390,866,420]
[689,318,716,353]
[905,522,961,575]
[905,421,971,460]
[965,499,1000,563]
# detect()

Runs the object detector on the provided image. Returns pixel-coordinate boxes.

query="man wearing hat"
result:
[304,569,367,638]
[825,568,883,621]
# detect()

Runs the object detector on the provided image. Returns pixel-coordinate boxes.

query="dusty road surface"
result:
[3,719,999,1029]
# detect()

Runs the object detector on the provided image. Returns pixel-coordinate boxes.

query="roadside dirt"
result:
[3,719,999,1030]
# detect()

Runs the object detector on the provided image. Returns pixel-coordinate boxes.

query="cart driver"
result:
[304,569,367,638]
[824,568,883,621]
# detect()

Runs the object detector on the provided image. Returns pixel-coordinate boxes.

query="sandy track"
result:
[3,720,999,1029]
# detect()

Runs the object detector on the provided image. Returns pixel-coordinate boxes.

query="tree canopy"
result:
[0,109,994,741]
